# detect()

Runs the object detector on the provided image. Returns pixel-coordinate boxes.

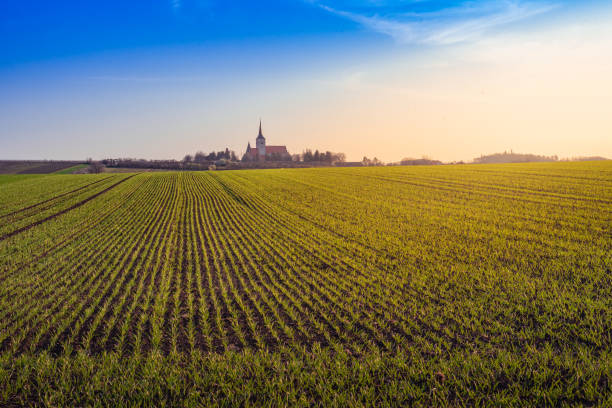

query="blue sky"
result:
[0,1,356,67]
[0,0,577,65]
[1,1,611,161]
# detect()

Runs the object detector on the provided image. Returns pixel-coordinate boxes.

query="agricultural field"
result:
[0,162,610,406]
[0,161,84,175]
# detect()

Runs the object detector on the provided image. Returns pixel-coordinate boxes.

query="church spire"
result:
[257,119,265,140]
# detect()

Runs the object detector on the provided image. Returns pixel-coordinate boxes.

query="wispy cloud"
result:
[87,75,203,83]
[316,1,559,45]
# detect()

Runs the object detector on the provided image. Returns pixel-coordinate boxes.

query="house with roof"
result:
[243,120,290,161]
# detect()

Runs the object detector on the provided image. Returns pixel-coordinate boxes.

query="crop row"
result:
[0,163,610,360]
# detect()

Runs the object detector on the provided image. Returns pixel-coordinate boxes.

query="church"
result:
[243,120,290,161]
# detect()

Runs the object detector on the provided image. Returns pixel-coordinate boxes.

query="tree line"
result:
[473,151,558,164]
[183,149,238,163]
[292,150,346,164]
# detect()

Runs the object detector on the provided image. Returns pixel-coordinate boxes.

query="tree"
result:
[303,150,313,162]
[270,152,285,161]
[194,151,206,163]
[183,154,192,163]
[89,162,105,174]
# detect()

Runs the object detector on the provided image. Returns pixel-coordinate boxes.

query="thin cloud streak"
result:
[318,1,559,45]
[87,75,204,83]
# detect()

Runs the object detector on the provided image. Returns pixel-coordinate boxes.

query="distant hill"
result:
[564,156,608,162]
[400,158,443,166]
[0,160,83,174]
[473,152,557,164]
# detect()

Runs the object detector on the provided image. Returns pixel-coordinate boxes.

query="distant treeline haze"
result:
[99,149,607,171]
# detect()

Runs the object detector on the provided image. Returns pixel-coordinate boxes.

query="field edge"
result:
[1,349,609,407]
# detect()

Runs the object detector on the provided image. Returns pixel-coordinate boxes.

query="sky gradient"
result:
[1,1,611,162]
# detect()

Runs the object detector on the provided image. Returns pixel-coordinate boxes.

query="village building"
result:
[243,120,290,161]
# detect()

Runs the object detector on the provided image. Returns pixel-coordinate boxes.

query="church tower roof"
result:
[256,119,265,140]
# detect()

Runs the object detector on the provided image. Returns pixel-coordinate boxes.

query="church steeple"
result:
[257,119,264,139]
[256,119,266,156]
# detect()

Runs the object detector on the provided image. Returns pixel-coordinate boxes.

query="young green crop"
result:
[0,162,610,406]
